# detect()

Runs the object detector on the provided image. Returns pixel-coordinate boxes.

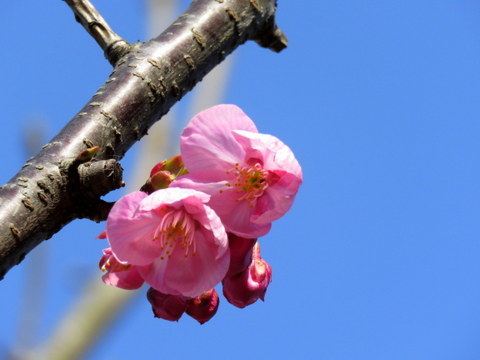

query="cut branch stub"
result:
[0,0,285,280]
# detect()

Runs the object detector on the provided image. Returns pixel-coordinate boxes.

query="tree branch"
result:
[0,0,285,280]
[64,0,132,65]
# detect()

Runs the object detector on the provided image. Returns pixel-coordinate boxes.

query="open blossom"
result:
[171,104,303,238]
[106,188,230,298]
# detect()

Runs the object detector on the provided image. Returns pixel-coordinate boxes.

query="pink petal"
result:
[106,191,162,265]
[139,187,210,212]
[102,267,144,290]
[251,170,303,224]
[171,173,228,193]
[232,130,303,181]
[180,105,258,173]
[217,198,272,238]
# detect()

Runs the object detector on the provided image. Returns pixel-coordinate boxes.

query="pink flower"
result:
[172,104,302,238]
[106,188,230,298]
[222,242,273,308]
[99,248,144,290]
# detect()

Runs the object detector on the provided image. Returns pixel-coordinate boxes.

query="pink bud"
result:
[99,248,144,290]
[149,161,166,177]
[222,243,273,308]
[147,288,188,322]
[186,288,220,324]
[226,234,257,277]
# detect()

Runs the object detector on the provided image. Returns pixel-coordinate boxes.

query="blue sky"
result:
[1,0,480,359]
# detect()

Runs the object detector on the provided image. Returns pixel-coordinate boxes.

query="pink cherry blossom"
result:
[106,188,230,298]
[172,104,302,238]
[99,248,144,290]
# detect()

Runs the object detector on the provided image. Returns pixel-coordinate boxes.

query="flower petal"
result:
[106,191,162,265]
[252,170,303,224]
[139,187,210,212]
[181,105,258,173]
[232,130,303,181]
[102,267,145,290]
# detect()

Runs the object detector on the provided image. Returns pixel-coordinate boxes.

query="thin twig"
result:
[64,0,131,65]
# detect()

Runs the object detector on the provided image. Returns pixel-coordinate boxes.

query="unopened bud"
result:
[76,146,99,162]
[186,288,219,324]
[140,171,173,194]
[149,161,166,177]
[150,171,173,189]
[147,288,187,322]
[150,155,187,179]
[226,234,256,277]
[222,243,272,308]
[162,155,188,177]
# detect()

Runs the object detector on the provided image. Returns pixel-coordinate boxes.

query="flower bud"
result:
[162,155,188,177]
[147,288,187,322]
[186,288,219,324]
[226,234,256,277]
[99,248,144,290]
[76,146,99,162]
[222,243,272,308]
[140,171,173,193]
[150,155,187,178]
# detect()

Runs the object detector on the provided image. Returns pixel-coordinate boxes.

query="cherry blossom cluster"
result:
[98,105,302,324]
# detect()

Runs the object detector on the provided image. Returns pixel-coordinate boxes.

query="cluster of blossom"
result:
[98,105,302,324]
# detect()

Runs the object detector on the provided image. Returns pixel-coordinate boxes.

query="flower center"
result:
[152,209,196,260]
[223,163,269,206]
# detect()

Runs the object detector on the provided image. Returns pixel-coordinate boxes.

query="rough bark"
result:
[0,0,285,280]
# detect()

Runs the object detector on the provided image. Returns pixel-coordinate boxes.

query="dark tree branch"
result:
[0,0,285,280]
[64,0,132,65]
